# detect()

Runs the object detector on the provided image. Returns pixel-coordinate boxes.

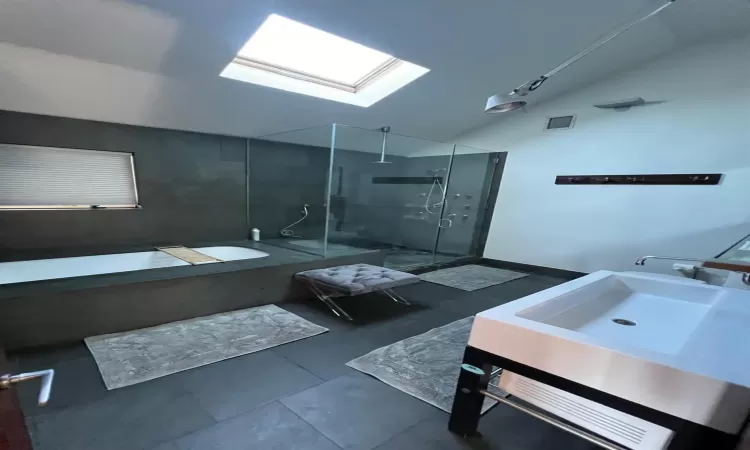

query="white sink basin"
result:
[469,270,750,435]
[516,274,720,354]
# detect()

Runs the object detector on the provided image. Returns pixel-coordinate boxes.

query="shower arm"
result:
[376,126,391,163]
[507,0,676,97]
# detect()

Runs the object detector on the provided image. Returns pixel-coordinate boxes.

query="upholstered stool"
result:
[295,264,420,320]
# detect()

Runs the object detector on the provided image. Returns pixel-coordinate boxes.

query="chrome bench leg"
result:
[303,280,354,321]
[382,288,411,305]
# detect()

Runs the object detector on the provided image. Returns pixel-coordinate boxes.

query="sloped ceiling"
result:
[0,0,747,143]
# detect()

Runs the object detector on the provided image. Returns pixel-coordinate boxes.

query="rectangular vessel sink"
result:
[468,271,750,435]
[516,274,721,354]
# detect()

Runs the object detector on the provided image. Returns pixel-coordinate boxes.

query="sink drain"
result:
[612,318,636,326]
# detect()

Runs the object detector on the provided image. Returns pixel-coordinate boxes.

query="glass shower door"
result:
[434,149,504,263]
[328,125,455,269]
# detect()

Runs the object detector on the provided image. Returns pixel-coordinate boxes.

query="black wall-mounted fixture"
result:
[555,174,722,185]
[593,97,646,111]
[593,97,667,111]
[372,176,443,185]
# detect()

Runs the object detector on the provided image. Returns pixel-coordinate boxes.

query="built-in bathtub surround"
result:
[0,246,268,285]
[86,305,328,390]
[0,242,383,350]
[347,317,503,413]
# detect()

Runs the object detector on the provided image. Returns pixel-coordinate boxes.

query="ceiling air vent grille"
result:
[546,115,576,130]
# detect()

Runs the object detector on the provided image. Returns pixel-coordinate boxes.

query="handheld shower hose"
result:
[280,204,309,238]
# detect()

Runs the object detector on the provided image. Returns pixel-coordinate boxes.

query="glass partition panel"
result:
[329,124,455,269]
[249,125,333,256]
[434,147,501,260]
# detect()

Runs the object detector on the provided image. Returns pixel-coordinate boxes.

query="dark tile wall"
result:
[0,111,247,261]
[0,110,497,261]
[332,151,496,255]
[246,139,330,240]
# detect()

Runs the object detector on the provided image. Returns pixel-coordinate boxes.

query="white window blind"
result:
[0,144,139,209]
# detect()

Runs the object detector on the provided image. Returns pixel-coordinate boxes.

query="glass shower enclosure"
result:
[251,124,498,270]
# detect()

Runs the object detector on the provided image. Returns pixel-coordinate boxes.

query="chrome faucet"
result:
[634,256,708,266]
[634,255,750,286]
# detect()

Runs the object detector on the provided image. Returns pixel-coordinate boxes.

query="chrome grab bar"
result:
[479,388,628,450]
[0,369,55,406]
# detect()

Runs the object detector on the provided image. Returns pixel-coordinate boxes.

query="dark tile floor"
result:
[10,272,599,450]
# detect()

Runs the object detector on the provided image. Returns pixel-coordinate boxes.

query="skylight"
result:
[220,14,429,107]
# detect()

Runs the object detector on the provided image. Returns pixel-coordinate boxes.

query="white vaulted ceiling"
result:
[0,0,747,142]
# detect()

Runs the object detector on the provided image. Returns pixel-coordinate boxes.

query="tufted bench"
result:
[295,264,420,320]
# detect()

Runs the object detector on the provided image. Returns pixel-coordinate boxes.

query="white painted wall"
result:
[412,36,750,274]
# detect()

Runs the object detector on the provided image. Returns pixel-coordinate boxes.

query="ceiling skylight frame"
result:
[220,14,430,107]
[232,55,402,93]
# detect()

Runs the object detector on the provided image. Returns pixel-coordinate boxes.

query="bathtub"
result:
[0,246,269,285]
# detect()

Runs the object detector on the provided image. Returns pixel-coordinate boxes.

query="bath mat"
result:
[419,264,527,291]
[346,317,505,413]
[85,305,328,390]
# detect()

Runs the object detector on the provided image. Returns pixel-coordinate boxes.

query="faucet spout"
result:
[634,256,708,266]
[634,255,750,287]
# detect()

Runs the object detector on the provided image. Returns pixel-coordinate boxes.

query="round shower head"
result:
[485,94,527,113]
[373,160,393,164]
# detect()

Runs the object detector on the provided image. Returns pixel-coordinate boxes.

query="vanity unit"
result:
[449,271,750,450]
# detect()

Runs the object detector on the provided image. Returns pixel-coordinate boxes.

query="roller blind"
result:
[0,144,139,209]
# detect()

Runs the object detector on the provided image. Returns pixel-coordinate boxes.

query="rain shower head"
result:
[374,126,393,163]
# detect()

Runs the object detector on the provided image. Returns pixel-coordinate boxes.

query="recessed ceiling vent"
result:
[546,115,576,130]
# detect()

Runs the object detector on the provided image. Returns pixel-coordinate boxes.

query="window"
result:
[220,14,429,107]
[0,144,139,209]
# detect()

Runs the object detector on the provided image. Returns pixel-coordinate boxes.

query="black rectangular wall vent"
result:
[546,115,576,130]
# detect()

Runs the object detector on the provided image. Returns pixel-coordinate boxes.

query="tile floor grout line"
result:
[369,415,439,450]
[140,394,219,450]
[277,399,347,450]
[173,350,328,426]
[269,348,328,383]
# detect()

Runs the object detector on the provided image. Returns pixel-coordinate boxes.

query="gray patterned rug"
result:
[347,317,504,413]
[85,305,328,390]
[419,264,527,291]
